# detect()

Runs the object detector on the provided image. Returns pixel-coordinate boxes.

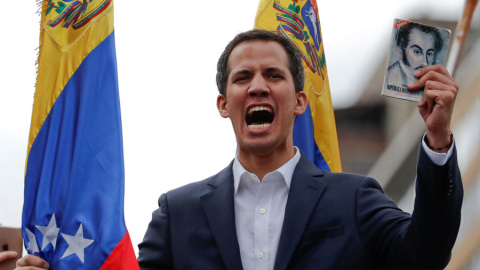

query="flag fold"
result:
[22,0,139,268]
[255,0,342,172]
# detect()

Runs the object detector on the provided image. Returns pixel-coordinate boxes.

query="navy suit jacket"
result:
[138,146,462,270]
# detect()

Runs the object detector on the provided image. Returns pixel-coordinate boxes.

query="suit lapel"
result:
[274,154,327,270]
[200,163,243,270]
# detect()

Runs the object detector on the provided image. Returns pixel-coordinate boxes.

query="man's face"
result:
[402,28,435,73]
[216,40,306,157]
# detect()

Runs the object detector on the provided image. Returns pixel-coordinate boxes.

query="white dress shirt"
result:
[232,138,453,270]
[422,134,454,166]
[233,148,300,270]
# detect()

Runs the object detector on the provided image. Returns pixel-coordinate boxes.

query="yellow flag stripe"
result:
[26,1,114,170]
[255,0,342,172]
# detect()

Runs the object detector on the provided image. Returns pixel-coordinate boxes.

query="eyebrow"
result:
[264,67,287,74]
[410,45,423,52]
[230,66,288,81]
[231,69,252,77]
[231,67,287,76]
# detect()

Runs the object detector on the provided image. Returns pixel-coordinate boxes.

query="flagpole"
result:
[446,0,479,77]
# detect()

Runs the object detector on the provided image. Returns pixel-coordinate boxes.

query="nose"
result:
[247,75,270,97]
[420,54,428,67]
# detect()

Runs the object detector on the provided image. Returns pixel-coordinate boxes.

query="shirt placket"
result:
[253,181,274,270]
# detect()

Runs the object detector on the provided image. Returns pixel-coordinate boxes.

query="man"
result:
[386,22,444,94]
[16,30,462,269]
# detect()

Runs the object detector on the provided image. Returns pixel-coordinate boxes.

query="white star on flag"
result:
[36,213,60,251]
[61,223,94,263]
[25,227,39,254]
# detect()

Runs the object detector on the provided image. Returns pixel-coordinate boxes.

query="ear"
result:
[294,91,308,116]
[217,94,229,118]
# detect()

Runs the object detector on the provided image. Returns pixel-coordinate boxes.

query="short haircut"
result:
[397,22,443,56]
[216,29,305,96]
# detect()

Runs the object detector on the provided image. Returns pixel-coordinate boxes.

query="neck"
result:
[237,146,296,181]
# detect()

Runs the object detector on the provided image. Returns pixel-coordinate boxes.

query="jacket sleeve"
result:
[356,144,463,269]
[137,193,174,270]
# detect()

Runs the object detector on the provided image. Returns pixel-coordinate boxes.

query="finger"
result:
[417,97,429,119]
[425,92,435,114]
[420,88,440,116]
[424,80,458,98]
[422,88,454,130]
[407,66,458,91]
[423,89,456,108]
[0,250,17,261]
[15,255,49,269]
[408,71,456,91]
[417,97,427,109]
[423,79,457,107]
[415,64,453,80]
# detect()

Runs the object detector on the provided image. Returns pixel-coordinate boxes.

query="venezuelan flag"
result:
[255,0,341,172]
[22,0,139,268]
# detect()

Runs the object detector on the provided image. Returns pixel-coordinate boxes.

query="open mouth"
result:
[246,106,274,130]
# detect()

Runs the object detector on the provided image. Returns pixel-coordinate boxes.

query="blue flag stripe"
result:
[23,31,126,269]
[293,103,330,171]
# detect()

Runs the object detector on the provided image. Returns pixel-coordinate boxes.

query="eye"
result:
[426,51,434,58]
[233,75,250,83]
[234,77,246,82]
[413,49,422,56]
[266,73,283,80]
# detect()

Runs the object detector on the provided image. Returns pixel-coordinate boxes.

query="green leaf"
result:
[46,0,53,15]
[55,1,66,14]
[320,51,326,68]
[303,31,310,41]
[288,3,300,14]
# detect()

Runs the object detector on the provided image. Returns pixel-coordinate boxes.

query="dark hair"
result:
[216,29,304,96]
[397,22,443,57]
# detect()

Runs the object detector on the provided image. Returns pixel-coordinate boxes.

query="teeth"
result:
[248,106,272,115]
[248,123,271,130]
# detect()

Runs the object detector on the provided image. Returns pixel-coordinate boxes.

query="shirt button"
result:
[259,208,266,214]
[258,251,264,259]
[249,177,254,182]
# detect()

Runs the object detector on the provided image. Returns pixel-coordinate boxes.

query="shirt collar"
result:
[233,147,301,194]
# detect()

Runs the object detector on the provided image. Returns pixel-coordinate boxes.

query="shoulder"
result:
[295,151,380,192]
[386,61,406,85]
[161,161,234,205]
[323,171,384,197]
[387,61,401,72]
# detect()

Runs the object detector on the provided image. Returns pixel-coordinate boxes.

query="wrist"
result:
[425,132,453,153]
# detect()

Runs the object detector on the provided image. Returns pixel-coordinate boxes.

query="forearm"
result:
[391,144,462,267]
[357,144,462,268]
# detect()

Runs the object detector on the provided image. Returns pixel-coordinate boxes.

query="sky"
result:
[0,0,472,255]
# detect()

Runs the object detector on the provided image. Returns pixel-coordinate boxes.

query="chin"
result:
[239,140,275,155]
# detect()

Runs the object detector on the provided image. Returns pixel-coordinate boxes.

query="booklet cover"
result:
[381,19,451,101]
